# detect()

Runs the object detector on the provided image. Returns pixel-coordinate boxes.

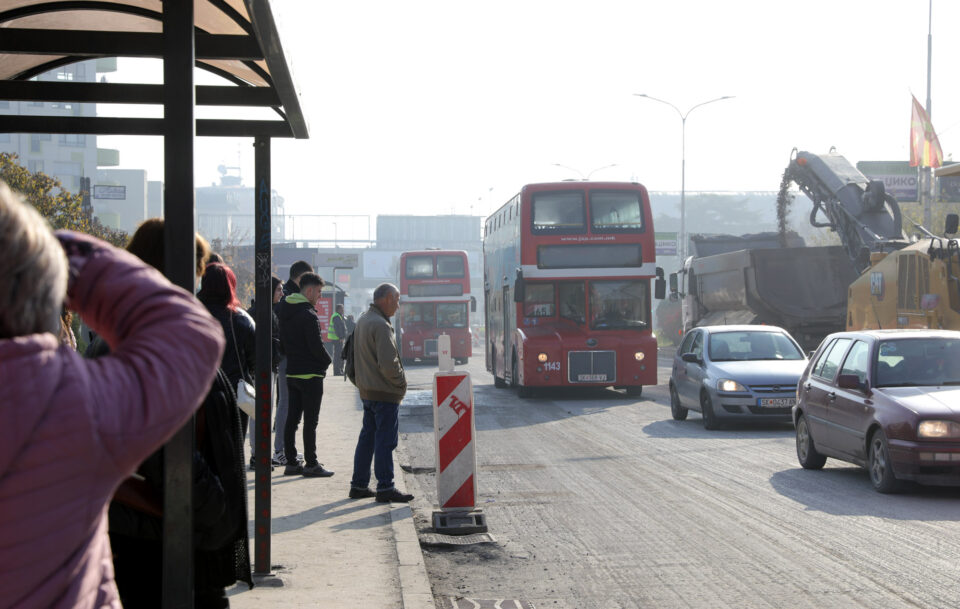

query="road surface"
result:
[397,351,960,609]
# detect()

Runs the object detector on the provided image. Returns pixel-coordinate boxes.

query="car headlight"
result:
[537,352,548,363]
[717,379,748,392]
[917,420,960,439]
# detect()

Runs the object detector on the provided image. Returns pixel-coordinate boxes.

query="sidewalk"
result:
[227,375,435,609]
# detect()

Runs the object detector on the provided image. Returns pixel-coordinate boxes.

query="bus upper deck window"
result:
[437,255,465,278]
[405,256,434,278]
[532,191,586,234]
[590,191,644,233]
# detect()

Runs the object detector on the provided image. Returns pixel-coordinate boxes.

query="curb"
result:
[392,451,437,609]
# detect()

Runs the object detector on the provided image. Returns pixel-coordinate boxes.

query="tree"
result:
[0,152,128,247]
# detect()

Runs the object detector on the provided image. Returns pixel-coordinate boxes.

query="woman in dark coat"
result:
[198,262,256,401]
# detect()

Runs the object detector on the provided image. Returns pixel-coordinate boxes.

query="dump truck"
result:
[671,150,909,350]
[672,233,858,350]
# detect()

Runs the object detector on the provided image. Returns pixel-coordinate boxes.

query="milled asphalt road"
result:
[398,352,960,609]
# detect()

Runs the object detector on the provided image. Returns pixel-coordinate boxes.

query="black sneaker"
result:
[283,463,303,476]
[349,487,376,499]
[376,489,414,503]
[301,463,334,478]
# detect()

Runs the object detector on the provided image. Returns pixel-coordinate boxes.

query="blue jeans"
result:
[350,400,399,492]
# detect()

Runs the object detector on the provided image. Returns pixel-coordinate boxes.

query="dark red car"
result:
[793,329,960,492]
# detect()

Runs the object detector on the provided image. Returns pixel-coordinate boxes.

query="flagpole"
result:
[923,0,934,229]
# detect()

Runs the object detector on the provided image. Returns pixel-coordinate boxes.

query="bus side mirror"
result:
[654,267,666,300]
[470,296,477,313]
[513,269,525,303]
[946,213,959,235]
[669,273,678,294]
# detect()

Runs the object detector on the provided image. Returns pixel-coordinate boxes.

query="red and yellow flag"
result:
[910,95,943,168]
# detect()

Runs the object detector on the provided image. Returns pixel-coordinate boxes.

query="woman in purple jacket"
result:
[0,182,226,608]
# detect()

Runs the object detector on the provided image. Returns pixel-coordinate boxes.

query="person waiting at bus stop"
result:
[272,260,313,467]
[0,183,226,608]
[278,272,334,477]
[349,283,414,503]
[328,303,347,375]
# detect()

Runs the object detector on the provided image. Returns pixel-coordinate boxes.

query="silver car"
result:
[669,325,808,429]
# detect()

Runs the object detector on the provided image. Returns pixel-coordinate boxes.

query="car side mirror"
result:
[681,352,701,364]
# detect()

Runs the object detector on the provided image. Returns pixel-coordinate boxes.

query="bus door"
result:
[502,287,511,379]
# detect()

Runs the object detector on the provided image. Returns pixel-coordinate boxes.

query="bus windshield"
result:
[532,191,586,234]
[523,283,556,317]
[438,303,468,328]
[589,280,649,330]
[401,303,435,327]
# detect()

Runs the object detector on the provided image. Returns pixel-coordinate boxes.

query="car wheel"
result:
[670,385,688,421]
[795,414,826,469]
[625,386,643,398]
[868,428,901,493]
[700,392,719,430]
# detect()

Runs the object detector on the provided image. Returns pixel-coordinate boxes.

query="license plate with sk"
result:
[758,397,795,408]
[578,374,607,382]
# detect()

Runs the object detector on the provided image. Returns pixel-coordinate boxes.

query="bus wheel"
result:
[512,357,531,398]
[625,386,643,398]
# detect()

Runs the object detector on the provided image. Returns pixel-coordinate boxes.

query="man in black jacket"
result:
[272,260,314,466]
[277,272,334,477]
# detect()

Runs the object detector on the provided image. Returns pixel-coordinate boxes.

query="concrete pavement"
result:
[227,375,435,609]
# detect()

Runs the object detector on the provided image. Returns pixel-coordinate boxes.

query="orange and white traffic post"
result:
[432,334,488,535]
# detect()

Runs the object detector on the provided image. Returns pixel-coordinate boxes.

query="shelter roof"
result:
[0,0,307,138]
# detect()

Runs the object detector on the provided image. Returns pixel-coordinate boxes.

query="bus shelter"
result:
[0,1,308,605]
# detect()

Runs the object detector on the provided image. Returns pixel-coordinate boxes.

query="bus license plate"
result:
[758,397,795,408]
[578,374,607,382]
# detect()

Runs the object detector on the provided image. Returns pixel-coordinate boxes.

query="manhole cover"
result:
[439,599,535,609]
[419,532,496,546]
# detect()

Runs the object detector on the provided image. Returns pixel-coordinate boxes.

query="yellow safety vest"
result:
[327,312,342,340]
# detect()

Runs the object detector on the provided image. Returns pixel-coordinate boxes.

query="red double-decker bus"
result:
[483,181,665,397]
[397,250,475,364]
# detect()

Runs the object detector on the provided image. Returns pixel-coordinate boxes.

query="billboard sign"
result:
[856,161,918,202]
[317,253,359,268]
[655,232,678,257]
[94,185,126,200]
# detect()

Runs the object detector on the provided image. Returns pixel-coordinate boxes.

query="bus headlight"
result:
[634,352,645,361]
[537,352,548,363]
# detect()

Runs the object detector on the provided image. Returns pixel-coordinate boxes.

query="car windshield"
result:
[874,337,960,387]
[708,331,804,361]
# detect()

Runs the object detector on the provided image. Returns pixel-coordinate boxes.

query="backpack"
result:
[342,331,356,385]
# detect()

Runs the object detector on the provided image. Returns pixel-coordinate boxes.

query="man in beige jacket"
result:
[349,283,414,502]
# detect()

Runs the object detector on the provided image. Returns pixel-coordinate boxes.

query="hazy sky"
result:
[98,0,960,235]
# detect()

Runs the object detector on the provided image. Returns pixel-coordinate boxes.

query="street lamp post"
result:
[634,94,733,260]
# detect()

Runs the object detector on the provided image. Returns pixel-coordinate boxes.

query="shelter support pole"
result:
[253,135,273,574]
[162,1,196,607]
